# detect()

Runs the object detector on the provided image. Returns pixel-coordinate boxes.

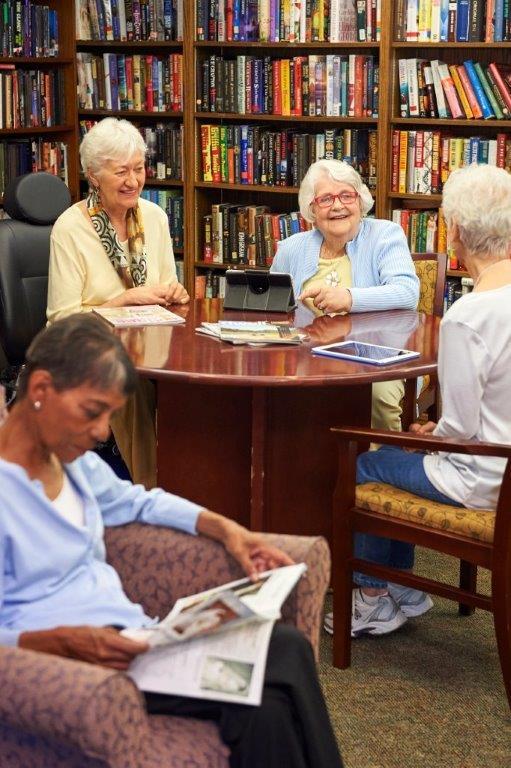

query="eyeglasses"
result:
[313,192,359,208]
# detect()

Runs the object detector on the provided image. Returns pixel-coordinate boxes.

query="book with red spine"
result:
[455,64,483,118]
[488,62,511,112]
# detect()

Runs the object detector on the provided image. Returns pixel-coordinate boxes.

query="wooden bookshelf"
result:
[0,0,79,201]
[1,1,509,298]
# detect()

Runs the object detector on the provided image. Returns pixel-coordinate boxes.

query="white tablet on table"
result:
[311,341,420,366]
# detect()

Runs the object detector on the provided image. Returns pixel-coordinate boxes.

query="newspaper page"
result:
[124,563,306,705]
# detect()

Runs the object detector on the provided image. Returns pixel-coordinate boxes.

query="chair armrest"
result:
[105,525,330,658]
[332,425,511,458]
[0,646,148,766]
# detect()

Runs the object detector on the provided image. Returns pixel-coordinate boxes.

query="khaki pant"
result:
[110,378,157,489]
[371,379,404,431]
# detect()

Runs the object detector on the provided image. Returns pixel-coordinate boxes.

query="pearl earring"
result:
[33,401,41,411]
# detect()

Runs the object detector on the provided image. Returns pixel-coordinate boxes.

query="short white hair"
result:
[442,164,511,259]
[79,118,147,176]
[298,159,374,222]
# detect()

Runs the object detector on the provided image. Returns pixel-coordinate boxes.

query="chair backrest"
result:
[0,172,71,365]
[412,252,447,317]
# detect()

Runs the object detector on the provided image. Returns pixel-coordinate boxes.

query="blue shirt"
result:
[0,452,202,647]
[271,218,419,312]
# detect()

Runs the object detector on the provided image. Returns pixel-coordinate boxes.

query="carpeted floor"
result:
[318,548,511,768]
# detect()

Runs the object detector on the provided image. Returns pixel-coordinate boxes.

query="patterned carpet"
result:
[318,548,511,768]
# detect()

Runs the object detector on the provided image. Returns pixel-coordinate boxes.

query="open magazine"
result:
[123,562,306,705]
[196,320,307,345]
[92,305,185,327]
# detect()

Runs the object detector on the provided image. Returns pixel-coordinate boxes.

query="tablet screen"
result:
[324,342,411,361]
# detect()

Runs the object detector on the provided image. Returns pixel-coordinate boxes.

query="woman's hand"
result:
[122,284,174,306]
[299,284,353,314]
[409,421,437,435]
[19,626,149,670]
[163,281,190,305]
[197,511,294,579]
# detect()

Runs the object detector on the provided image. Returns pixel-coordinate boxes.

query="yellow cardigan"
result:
[47,197,177,323]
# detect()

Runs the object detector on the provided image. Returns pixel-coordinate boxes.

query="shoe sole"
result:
[351,612,407,637]
[399,597,434,618]
[323,614,407,637]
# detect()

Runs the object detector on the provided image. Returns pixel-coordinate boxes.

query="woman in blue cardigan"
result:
[271,159,419,432]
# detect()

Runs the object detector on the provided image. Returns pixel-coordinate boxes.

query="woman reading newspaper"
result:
[0,314,342,768]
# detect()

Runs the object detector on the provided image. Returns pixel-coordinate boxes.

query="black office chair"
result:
[0,171,71,381]
[0,171,131,479]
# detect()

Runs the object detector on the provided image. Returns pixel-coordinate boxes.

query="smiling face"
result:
[90,151,146,216]
[32,376,127,464]
[311,175,363,248]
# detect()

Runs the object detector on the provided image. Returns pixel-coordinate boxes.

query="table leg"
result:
[156,380,372,539]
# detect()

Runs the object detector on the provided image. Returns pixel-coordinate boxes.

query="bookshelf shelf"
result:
[194,261,256,271]
[78,110,183,119]
[195,41,381,50]
[0,125,75,136]
[392,42,511,49]
[195,181,299,194]
[195,113,378,124]
[392,117,511,128]
[76,40,182,50]
[0,57,74,64]
[447,269,469,277]
[388,192,443,202]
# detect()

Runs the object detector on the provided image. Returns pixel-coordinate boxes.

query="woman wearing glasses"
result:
[271,158,419,433]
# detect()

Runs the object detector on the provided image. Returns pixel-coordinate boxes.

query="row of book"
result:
[197,54,379,118]
[200,124,377,189]
[76,52,183,113]
[0,66,65,129]
[140,188,183,248]
[392,207,447,254]
[395,0,511,43]
[76,0,182,41]
[391,130,511,195]
[203,203,312,267]
[444,275,474,313]
[79,119,184,180]
[195,271,226,299]
[196,0,380,42]
[0,139,68,197]
[398,58,511,120]
[0,1,59,57]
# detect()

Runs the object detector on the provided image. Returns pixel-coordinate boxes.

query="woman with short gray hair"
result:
[272,158,420,434]
[325,163,511,640]
[47,117,189,488]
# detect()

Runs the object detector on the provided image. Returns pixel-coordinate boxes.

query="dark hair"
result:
[17,314,137,399]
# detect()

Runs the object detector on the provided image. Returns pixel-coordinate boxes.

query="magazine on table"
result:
[123,562,306,705]
[92,305,185,327]
[196,320,307,345]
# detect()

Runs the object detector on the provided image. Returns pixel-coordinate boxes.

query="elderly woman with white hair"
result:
[324,163,511,640]
[271,158,420,432]
[47,117,189,488]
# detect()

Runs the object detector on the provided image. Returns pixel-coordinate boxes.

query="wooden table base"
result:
[156,380,372,539]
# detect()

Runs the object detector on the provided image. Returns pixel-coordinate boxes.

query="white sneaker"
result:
[388,583,434,618]
[324,589,407,638]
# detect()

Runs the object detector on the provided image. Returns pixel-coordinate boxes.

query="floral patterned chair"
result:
[0,525,330,767]
[330,425,511,711]
[401,251,447,429]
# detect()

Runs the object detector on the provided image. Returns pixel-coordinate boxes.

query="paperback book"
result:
[93,305,185,327]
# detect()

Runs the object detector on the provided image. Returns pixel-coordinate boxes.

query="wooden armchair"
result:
[0,526,330,767]
[401,252,447,429]
[330,425,511,711]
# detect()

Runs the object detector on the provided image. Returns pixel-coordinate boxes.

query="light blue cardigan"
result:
[270,218,419,312]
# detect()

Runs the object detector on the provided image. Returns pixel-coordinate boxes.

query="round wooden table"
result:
[118,299,440,539]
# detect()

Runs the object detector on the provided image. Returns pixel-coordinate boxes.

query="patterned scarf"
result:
[86,188,148,287]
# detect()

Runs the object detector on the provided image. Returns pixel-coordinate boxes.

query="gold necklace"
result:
[321,243,346,260]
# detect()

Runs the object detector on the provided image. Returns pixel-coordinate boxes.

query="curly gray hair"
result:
[79,117,147,176]
[298,159,374,223]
